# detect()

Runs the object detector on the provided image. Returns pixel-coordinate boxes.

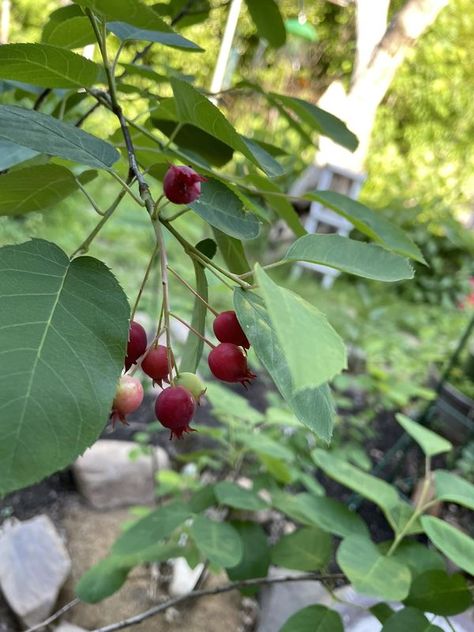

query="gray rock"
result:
[0,516,71,627]
[73,440,170,509]
[55,623,88,632]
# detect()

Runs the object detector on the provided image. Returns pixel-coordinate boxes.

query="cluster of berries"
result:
[110,311,255,439]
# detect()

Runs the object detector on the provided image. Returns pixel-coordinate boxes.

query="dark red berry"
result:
[155,386,196,440]
[125,321,147,371]
[213,310,250,349]
[141,345,172,386]
[208,343,256,387]
[110,375,144,427]
[163,165,206,204]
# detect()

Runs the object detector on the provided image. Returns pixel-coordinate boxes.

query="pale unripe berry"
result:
[175,372,206,403]
[110,375,144,426]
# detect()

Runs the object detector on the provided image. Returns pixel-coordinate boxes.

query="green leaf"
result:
[188,485,216,513]
[0,165,81,216]
[215,481,268,511]
[271,526,331,571]
[382,607,444,631]
[190,515,243,568]
[272,492,369,539]
[312,450,417,534]
[195,238,217,259]
[42,6,95,48]
[170,78,283,177]
[0,239,129,495]
[387,541,445,579]
[0,43,99,88]
[206,382,264,425]
[305,191,425,263]
[0,106,120,169]
[337,535,411,601]
[421,516,474,575]
[234,289,335,442]
[212,229,250,274]
[76,558,129,604]
[189,179,261,240]
[395,414,452,457]
[271,93,358,152]
[74,0,182,31]
[434,470,474,510]
[112,501,191,556]
[179,261,207,373]
[280,605,344,632]
[404,570,472,616]
[0,141,38,171]
[369,603,395,624]
[255,265,346,392]
[107,22,202,51]
[234,430,293,461]
[244,0,286,48]
[285,234,414,282]
[227,522,270,593]
[245,173,306,237]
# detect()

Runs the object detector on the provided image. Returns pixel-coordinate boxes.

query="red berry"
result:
[163,165,206,204]
[125,321,147,371]
[208,343,256,387]
[213,310,250,349]
[155,386,196,440]
[141,345,172,386]
[110,375,144,427]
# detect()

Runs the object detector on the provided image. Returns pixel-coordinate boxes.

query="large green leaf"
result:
[271,526,331,571]
[0,106,119,169]
[107,22,202,51]
[255,265,346,392]
[0,43,99,88]
[245,173,306,237]
[421,516,474,575]
[272,491,369,539]
[227,522,270,593]
[434,470,474,510]
[395,414,452,457]
[285,234,414,282]
[0,239,129,495]
[179,260,207,373]
[386,541,445,579]
[404,570,472,616]
[111,501,191,556]
[382,607,444,631]
[272,93,358,152]
[244,0,286,48]
[212,229,251,275]
[171,78,283,177]
[0,141,38,171]
[215,481,268,511]
[234,289,335,442]
[0,165,81,216]
[42,5,95,48]
[312,450,418,534]
[280,605,343,632]
[189,179,261,240]
[74,0,180,30]
[305,191,425,263]
[75,558,130,604]
[190,515,243,568]
[337,535,411,601]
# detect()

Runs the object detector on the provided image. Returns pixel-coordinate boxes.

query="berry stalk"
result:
[168,265,219,316]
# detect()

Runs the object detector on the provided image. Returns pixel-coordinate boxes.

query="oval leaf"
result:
[179,260,208,373]
[42,6,96,49]
[395,414,452,457]
[226,522,270,593]
[107,22,202,51]
[244,0,286,48]
[271,526,331,571]
[190,515,243,568]
[0,239,129,495]
[382,607,444,631]
[0,43,99,88]
[280,605,344,632]
[285,234,414,281]
[189,179,261,240]
[234,289,335,442]
[255,265,346,392]
[404,570,472,616]
[421,516,474,575]
[0,105,120,169]
[305,191,425,263]
[337,535,411,601]
[0,165,79,216]
[434,470,474,511]
[215,481,268,511]
[212,229,251,274]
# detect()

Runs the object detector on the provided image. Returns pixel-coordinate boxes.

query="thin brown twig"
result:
[23,598,80,632]
[90,573,344,632]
